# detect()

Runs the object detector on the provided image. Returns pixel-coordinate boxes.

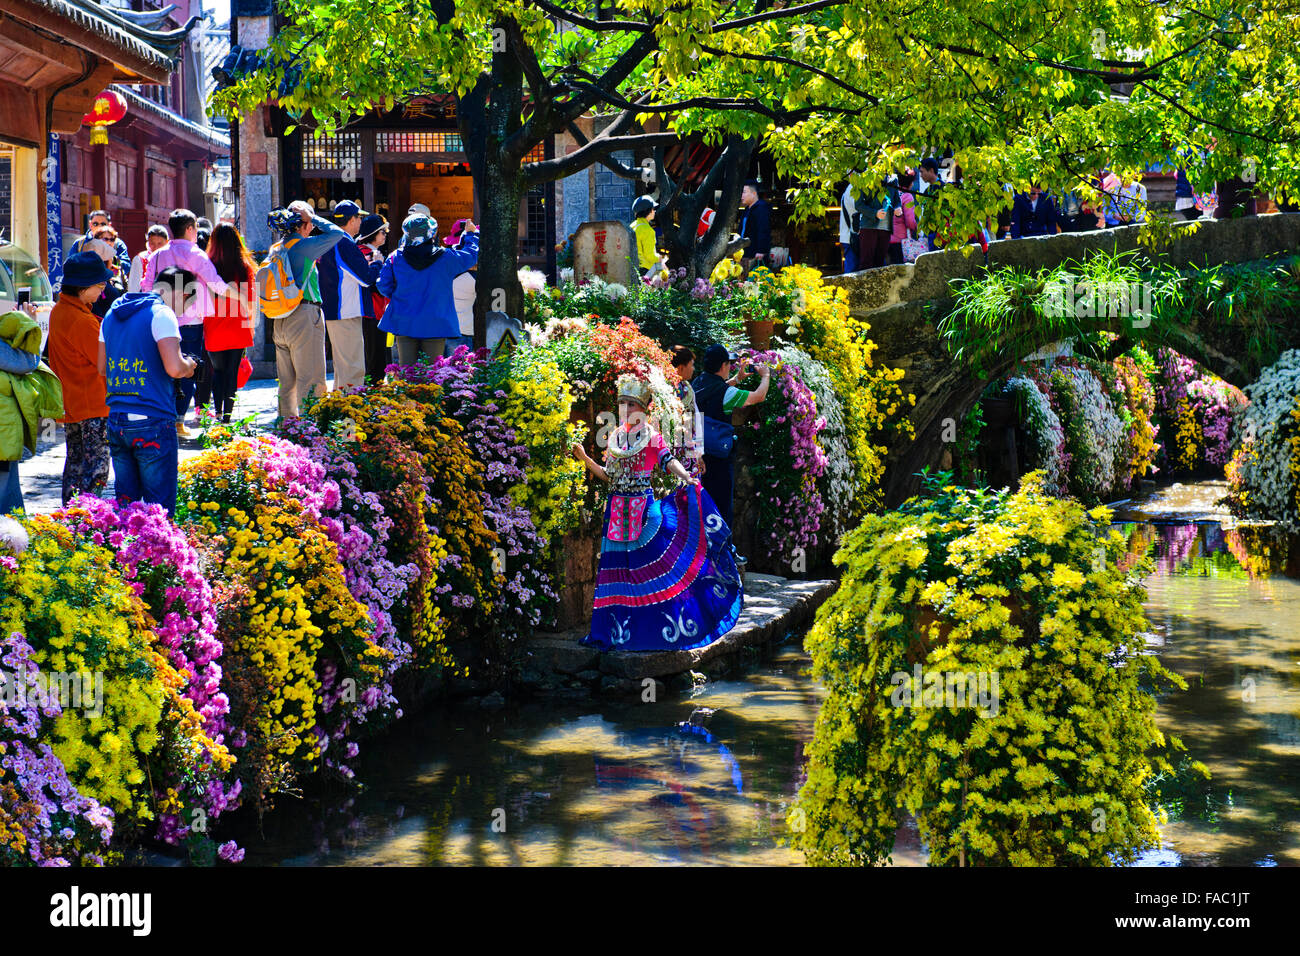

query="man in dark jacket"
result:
[317,200,380,390]
[1009,186,1061,238]
[68,209,130,276]
[738,180,771,263]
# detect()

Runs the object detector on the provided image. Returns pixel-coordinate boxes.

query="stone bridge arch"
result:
[823,214,1300,506]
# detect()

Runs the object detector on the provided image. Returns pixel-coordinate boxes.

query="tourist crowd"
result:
[0,200,482,518]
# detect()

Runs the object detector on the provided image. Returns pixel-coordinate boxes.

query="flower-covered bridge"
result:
[828,213,1300,504]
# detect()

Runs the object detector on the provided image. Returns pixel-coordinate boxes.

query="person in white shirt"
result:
[444,219,476,355]
[127,225,170,293]
[839,181,859,273]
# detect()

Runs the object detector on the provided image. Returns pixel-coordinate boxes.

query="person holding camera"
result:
[692,344,770,545]
[97,266,199,516]
[141,208,229,439]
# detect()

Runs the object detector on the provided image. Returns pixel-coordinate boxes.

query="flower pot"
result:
[745,318,775,350]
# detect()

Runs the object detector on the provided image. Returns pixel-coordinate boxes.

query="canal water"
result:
[250,481,1299,866]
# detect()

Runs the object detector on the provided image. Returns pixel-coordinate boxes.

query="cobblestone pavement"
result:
[14,378,283,516]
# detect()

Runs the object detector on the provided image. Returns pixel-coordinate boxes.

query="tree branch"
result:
[696,42,880,106]
[523,131,681,184]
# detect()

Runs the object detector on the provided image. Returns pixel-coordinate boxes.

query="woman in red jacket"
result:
[203,224,257,423]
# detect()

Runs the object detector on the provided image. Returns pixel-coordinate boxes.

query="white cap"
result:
[408,203,432,218]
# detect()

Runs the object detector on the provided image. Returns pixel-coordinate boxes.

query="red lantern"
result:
[82,90,128,146]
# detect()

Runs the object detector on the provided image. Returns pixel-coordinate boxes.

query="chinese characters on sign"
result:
[573,221,636,287]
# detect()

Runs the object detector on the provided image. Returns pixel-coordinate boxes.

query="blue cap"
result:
[334,200,364,221]
[702,344,734,374]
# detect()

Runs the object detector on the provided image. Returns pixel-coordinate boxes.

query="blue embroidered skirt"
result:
[584,483,744,652]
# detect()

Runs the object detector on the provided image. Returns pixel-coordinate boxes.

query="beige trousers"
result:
[394,335,446,367]
[326,316,366,391]
[274,301,326,419]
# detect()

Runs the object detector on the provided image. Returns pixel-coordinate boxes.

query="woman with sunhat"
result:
[48,251,113,504]
[377,214,479,368]
[570,373,743,652]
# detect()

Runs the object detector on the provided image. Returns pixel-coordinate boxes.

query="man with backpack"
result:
[260,201,348,419]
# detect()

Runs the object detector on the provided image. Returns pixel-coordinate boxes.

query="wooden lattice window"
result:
[302,131,362,171]
[375,131,464,153]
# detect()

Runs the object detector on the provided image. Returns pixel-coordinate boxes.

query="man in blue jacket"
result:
[1009,186,1060,238]
[737,181,771,264]
[317,200,379,389]
[378,215,478,366]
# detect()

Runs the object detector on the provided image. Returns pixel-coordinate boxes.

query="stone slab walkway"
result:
[15,378,282,515]
[523,572,837,697]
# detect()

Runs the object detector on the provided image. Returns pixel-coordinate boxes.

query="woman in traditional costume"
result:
[570,374,743,652]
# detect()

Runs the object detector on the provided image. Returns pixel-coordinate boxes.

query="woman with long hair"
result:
[570,374,743,652]
[203,223,257,423]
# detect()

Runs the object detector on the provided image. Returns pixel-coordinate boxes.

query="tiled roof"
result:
[117,84,231,152]
[23,0,197,73]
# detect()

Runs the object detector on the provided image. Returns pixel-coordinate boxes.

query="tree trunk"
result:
[659,136,758,282]
[475,158,527,342]
[459,19,526,348]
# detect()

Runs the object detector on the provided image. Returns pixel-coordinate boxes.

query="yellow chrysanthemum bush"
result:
[792,474,1185,866]
[303,381,501,674]
[178,438,391,809]
[1,516,229,857]
[774,265,913,515]
[486,348,588,545]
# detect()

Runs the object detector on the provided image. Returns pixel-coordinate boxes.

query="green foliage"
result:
[941,252,1300,381]
[209,1,1300,256]
[793,475,1185,866]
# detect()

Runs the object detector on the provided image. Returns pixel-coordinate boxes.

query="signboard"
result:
[0,154,11,242]
[409,174,475,233]
[43,133,64,292]
[573,220,636,286]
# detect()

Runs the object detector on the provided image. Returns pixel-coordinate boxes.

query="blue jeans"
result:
[108,413,179,516]
[842,243,858,274]
[0,460,21,515]
[174,324,206,419]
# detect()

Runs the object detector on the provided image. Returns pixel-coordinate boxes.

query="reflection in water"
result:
[248,501,1300,866]
[242,646,834,866]
[1126,521,1300,867]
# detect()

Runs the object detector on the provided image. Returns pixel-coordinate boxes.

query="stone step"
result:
[531,574,838,684]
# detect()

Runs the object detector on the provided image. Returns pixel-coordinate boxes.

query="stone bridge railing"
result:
[824,213,1300,506]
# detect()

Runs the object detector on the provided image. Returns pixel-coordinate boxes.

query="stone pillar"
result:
[234,14,280,376]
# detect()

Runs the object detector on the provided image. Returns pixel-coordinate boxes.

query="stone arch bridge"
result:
[823,214,1300,506]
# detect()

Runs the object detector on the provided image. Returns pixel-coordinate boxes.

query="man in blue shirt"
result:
[317,200,380,390]
[97,267,198,515]
[738,181,771,264]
